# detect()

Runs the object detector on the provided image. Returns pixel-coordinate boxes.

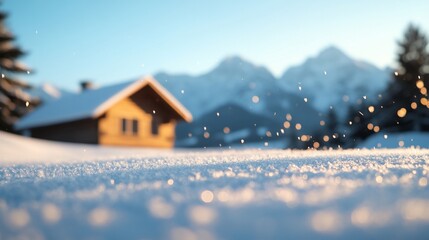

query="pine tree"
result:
[346,103,376,147]
[0,10,38,132]
[375,24,429,132]
[324,108,342,148]
[286,129,299,149]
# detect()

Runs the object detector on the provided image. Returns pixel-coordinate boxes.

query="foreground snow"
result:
[1,132,429,239]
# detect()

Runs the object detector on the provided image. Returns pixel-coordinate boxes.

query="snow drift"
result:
[0,132,428,239]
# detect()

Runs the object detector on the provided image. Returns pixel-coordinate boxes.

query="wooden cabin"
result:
[15,76,192,148]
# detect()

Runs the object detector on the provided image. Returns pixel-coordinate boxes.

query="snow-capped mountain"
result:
[158,57,322,128]
[155,48,393,147]
[156,57,324,147]
[279,46,391,119]
[156,56,290,119]
[157,47,391,124]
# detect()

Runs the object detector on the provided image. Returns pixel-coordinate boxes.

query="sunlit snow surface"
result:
[1,132,429,239]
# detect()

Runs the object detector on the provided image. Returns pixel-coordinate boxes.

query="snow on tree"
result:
[0,10,39,132]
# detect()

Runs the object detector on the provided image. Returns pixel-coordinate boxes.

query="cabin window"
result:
[120,118,139,135]
[132,119,139,135]
[121,118,127,134]
[151,117,159,135]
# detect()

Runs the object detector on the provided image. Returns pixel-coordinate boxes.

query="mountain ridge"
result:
[279,46,391,119]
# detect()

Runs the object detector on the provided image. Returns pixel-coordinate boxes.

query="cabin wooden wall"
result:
[30,119,98,144]
[98,94,176,148]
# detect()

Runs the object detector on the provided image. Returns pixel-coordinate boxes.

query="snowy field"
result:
[1,132,429,239]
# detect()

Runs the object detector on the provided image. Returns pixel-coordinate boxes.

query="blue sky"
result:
[3,0,429,90]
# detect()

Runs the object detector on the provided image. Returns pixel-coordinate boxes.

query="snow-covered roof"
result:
[15,76,193,130]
